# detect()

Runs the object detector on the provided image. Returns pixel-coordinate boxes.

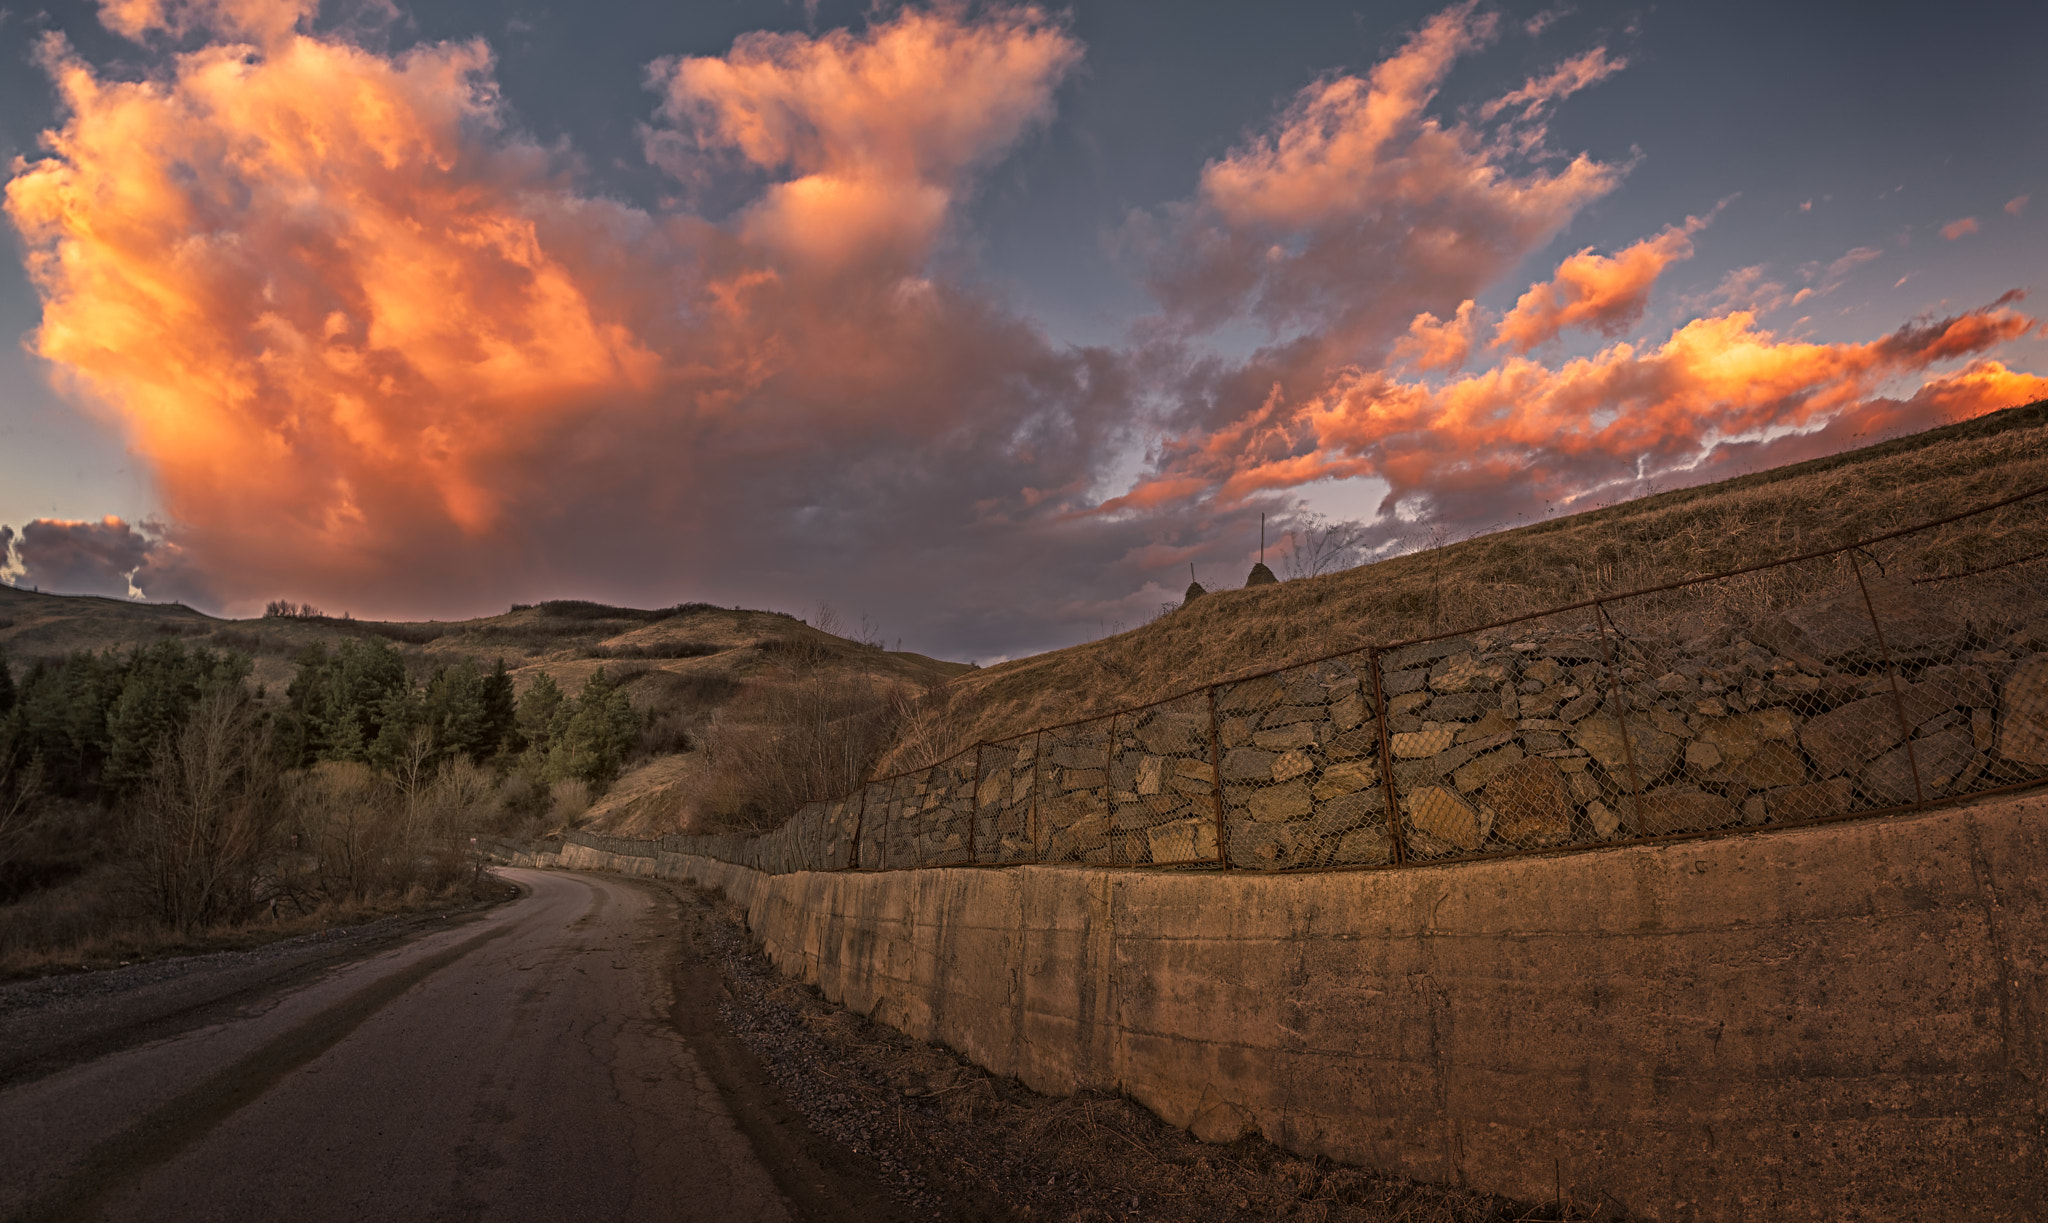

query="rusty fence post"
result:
[849,784,868,870]
[1206,685,1229,868]
[1031,729,1046,863]
[1367,648,1407,866]
[1594,601,1648,836]
[1850,551,1926,806]
[1104,712,1120,865]
[970,742,983,865]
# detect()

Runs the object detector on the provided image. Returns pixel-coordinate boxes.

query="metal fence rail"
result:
[562,486,2048,877]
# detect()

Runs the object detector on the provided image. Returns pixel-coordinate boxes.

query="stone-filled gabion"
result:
[601,542,2048,876]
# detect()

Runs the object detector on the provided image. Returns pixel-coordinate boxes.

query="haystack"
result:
[1245,562,1278,586]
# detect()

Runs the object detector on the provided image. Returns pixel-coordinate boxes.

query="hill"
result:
[0,591,970,835]
[873,398,2048,774]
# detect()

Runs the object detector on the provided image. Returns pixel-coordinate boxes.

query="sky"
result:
[0,0,2042,662]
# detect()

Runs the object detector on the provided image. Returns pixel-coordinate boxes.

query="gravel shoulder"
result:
[664,881,1619,1223]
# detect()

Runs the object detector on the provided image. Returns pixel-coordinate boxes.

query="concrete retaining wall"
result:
[502,791,2048,1221]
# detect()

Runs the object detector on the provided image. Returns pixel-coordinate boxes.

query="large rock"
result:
[1215,677,1285,713]
[1252,723,1319,750]
[1998,655,2048,765]
[1330,826,1393,865]
[1632,790,1741,836]
[1311,759,1378,799]
[1222,747,1277,781]
[1391,729,1456,758]
[1263,704,1329,727]
[1146,815,1217,864]
[1312,788,1384,836]
[1453,743,1525,794]
[1860,727,1975,806]
[1431,653,1512,693]
[1134,712,1206,754]
[1732,740,1808,789]
[1406,785,1491,852]
[1248,781,1313,823]
[1227,819,1304,869]
[1485,757,1574,847]
[1798,689,1945,777]
[1271,750,1315,781]
[1570,713,1680,782]
[1765,777,1855,821]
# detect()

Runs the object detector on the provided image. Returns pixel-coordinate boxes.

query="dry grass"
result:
[874,398,2048,774]
[0,868,499,981]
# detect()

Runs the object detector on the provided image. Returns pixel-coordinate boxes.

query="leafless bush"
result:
[127,687,284,932]
[548,778,592,823]
[696,669,900,832]
[283,752,491,905]
[1279,511,1366,580]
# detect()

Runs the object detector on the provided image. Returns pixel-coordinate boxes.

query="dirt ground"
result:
[670,884,1624,1223]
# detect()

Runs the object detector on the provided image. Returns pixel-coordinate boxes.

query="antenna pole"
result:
[1260,513,1266,562]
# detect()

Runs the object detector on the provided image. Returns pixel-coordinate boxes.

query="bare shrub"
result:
[128,687,283,932]
[697,669,900,832]
[287,761,399,903]
[548,778,592,823]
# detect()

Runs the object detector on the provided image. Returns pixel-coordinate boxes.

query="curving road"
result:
[1,869,884,1223]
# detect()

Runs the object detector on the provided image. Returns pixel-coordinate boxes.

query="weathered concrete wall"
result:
[509,792,2048,1221]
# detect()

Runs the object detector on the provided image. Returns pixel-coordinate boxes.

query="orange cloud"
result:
[1140,0,1622,368]
[2008,195,2030,217]
[97,0,316,45]
[1391,299,1478,371]
[1478,46,1627,123]
[1110,298,2040,517]
[1942,217,1979,240]
[649,6,1079,273]
[1493,217,1706,352]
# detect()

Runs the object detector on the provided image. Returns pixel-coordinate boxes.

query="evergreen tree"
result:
[517,672,564,771]
[544,668,639,788]
[285,637,411,764]
[103,641,250,791]
[421,659,492,764]
[480,659,519,759]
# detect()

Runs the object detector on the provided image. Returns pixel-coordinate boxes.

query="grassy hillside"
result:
[874,398,2048,774]
[0,591,970,836]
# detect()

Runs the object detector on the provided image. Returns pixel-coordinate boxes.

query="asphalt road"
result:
[1,869,892,1223]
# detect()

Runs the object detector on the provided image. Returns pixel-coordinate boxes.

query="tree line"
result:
[0,635,639,953]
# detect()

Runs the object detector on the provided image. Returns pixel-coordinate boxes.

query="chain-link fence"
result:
[562,486,2048,876]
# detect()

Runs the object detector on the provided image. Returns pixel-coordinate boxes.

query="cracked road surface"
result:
[1,869,890,1223]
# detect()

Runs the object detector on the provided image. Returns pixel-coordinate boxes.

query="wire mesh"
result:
[975,733,1041,863]
[1214,656,1393,870]
[1036,715,1116,864]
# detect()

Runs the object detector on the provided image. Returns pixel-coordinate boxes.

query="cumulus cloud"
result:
[1391,300,1478,372]
[646,6,1080,274]
[1135,0,1624,381]
[1493,216,1706,352]
[0,516,203,599]
[1942,217,1979,240]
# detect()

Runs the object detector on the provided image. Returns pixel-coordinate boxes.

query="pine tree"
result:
[544,668,639,788]
[517,672,564,774]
